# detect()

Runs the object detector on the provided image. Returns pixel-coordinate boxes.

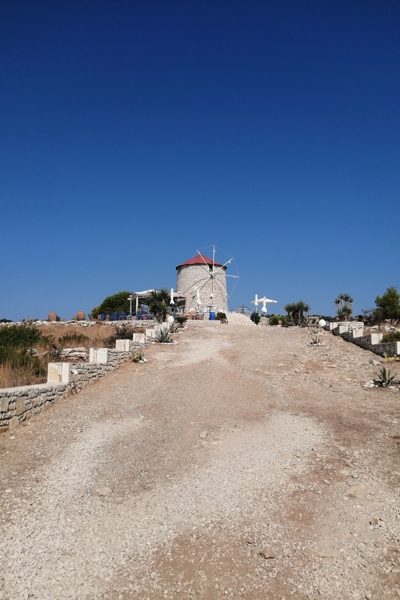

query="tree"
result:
[334,293,354,321]
[375,287,400,322]
[91,291,133,318]
[145,289,171,323]
[284,301,310,325]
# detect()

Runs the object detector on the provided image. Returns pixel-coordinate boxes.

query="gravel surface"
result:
[1,323,400,599]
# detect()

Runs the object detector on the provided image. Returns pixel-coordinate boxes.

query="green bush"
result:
[251,312,261,325]
[58,333,89,347]
[216,312,227,320]
[103,323,136,348]
[382,331,400,343]
[269,315,287,326]
[0,324,43,349]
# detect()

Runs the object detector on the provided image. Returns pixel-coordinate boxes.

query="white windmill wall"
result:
[176,264,228,313]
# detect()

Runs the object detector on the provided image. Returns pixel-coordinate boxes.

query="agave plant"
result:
[156,329,173,344]
[376,366,396,387]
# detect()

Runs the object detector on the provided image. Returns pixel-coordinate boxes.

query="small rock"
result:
[309,543,339,558]
[97,487,112,497]
[199,431,207,439]
[259,548,275,559]
[347,484,366,498]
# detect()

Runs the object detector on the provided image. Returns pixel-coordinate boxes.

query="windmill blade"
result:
[180,274,210,297]
[196,250,214,275]
[212,258,233,277]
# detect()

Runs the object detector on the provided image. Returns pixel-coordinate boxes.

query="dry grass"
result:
[0,361,45,389]
[0,322,144,389]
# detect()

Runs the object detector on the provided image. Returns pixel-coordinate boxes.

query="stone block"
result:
[133,333,145,344]
[0,398,9,412]
[115,339,130,351]
[9,416,19,431]
[370,333,383,345]
[16,397,25,416]
[338,325,349,334]
[351,329,364,339]
[47,362,71,384]
[89,348,108,364]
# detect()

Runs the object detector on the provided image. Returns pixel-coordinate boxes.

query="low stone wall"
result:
[334,327,400,358]
[0,349,131,433]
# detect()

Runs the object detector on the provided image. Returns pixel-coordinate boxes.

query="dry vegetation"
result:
[0,322,139,388]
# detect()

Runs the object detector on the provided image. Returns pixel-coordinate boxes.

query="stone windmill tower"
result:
[176,250,229,313]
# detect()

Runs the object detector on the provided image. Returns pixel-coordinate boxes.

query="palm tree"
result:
[334,293,354,322]
[284,303,296,325]
[145,288,171,323]
[284,301,310,326]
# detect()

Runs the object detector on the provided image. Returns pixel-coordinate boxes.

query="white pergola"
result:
[132,290,154,313]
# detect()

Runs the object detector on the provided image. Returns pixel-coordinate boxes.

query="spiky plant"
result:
[156,329,173,343]
[176,315,188,328]
[377,366,396,387]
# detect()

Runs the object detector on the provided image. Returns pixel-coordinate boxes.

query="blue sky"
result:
[1,0,399,320]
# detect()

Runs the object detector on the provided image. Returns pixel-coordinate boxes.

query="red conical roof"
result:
[176,253,223,269]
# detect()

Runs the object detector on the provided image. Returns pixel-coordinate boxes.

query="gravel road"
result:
[1,323,400,599]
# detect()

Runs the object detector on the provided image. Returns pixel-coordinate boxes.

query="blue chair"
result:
[99,314,105,321]
[110,313,118,321]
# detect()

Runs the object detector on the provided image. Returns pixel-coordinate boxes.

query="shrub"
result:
[176,315,188,328]
[57,333,90,347]
[251,312,261,325]
[382,331,400,343]
[0,324,43,349]
[103,324,136,348]
[216,312,227,321]
[269,315,287,326]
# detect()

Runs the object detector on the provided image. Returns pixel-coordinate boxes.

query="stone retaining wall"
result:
[0,321,166,433]
[0,349,131,433]
[333,326,400,358]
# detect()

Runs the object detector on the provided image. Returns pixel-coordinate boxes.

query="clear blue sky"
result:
[1,0,399,320]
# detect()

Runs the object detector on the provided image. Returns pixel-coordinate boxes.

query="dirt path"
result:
[1,324,400,599]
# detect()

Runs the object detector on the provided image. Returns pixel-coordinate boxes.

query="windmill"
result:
[176,245,239,314]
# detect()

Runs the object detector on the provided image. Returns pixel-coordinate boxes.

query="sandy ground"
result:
[0,323,400,599]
